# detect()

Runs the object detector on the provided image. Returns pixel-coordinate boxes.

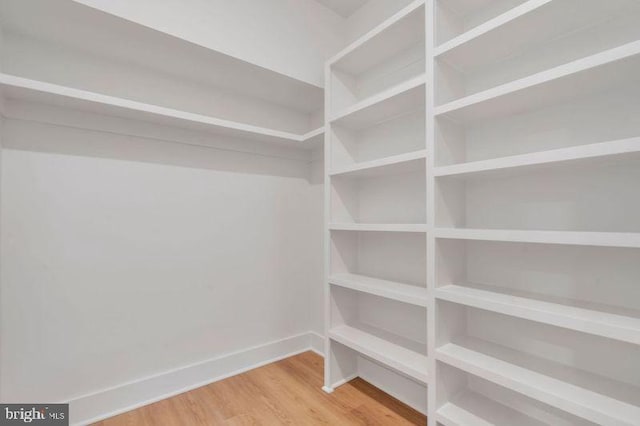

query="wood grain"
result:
[92,351,426,425]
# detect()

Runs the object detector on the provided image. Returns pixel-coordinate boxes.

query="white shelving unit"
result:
[428,0,640,425]
[324,0,429,414]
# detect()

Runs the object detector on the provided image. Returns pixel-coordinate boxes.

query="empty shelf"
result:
[0,74,314,145]
[329,273,427,307]
[329,0,425,73]
[329,324,428,383]
[436,284,640,345]
[435,0,637,72]
[436,390,547,426]
[436,337,640,425]
[434,228,640,248]
[434,138,640,179]
[330,223,428,233]
[330,150,427,178]
[330,74,426,129]
[435,41,640,123]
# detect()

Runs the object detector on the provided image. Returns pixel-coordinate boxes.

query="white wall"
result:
[73,0,345,88]
[0,114,319,420]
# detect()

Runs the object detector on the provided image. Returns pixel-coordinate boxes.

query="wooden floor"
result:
[93,351,426,425]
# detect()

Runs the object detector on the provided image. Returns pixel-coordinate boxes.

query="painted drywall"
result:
[0,116,319,416]
[73,0,345,88]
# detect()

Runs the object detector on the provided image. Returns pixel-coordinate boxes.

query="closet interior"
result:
[1,0,638,424]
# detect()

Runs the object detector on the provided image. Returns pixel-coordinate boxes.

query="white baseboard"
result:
[70,331,322,425]
[309,331,325,357]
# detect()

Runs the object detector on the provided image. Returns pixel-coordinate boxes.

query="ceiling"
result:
[314,0,368,18]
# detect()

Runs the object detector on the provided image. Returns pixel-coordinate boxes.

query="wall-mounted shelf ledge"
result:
[434,228,640,248]
[435,41,640,122]
[434,138,640,178]
[436,337,640,425]
[329,324,428,384]
[436,284,640,345]
[0,74,318,145]
[330,273,427,307]
[330,74,426,129]
[330,223,428,233]
[330,150,427,178]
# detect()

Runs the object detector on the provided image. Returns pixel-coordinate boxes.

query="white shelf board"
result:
[435,41,640,123]
[436,284,640,345]
[435,0,552,61]
[0,74,316,145]
[434,138,640,179]
[330,74,426,130]
[436,390,547,426]
[330,150,427,178]
[330,223,428,233]
[436,337,640,425]
[434,0,637,71]
[329,273,428,307]
[329,324,428,384]
[329,0,425,73]
[434,228,640,248]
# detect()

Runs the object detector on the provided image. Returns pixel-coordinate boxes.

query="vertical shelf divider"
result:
[425,2,437,425]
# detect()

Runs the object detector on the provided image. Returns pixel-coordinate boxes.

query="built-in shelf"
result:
[436,337,640,425]
[329,273,427,307]
[434,0,635,71]
[329,0,425,72]
[330,223,428,233]
[330,150,427,178]
[435,0,551,60]
[435,41,640,122]
[0,74,320,145]
[436,284,640,345]
[434,138,640,178]
[436,390,548,426]
[329,324,428,384]
[434,228,640,248]
[325,0,428,410]
[330,74,426,129]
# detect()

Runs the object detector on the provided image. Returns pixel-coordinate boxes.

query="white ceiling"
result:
[314,0,368,17]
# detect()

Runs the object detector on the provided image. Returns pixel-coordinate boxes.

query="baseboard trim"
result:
[309,331,324,357]
[70,331,322,425]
